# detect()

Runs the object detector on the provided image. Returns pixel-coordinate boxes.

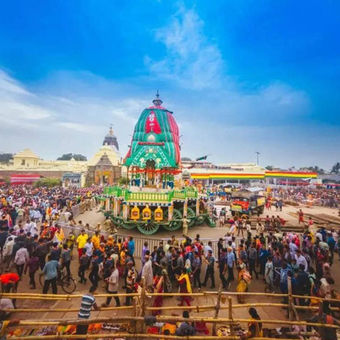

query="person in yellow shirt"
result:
[76,229,88,259]
[120,248,126,266]
[92,231,100,250]
[54,225,65,246]
[66,231,75,251]
[117,238,122,252]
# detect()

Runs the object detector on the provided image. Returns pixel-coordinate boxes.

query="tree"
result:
[331,162,340,174]
[57,153,87,161]
[0,153,13,163]
[301,166,325,174]
[33,178,61,188]
[265,165,274,170]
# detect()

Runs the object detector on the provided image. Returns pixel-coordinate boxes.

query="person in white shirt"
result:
[315,232,323,242]
[204,241,213,256]
[25,219,38,237]
[224,233,232,245]
[256,222,264,234]
[2,236,15,270]
[84,239,94,258]
[141,253,153,290]
[229,223,236,236]
[289,240,298,257]
[14,244,29,278]
[102,265,120,307]
[295,250,308,272]
[33,209,42,223]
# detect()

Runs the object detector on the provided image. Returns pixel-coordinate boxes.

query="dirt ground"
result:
[7,203,340,330]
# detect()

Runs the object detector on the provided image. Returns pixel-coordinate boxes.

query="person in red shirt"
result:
[298,209,304,224]
[0,273,20,291]
[0,273,20,308]
[308,217,314,227]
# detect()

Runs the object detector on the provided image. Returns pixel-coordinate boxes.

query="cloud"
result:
[0,3,335,169]
[0,71,55,130]
[0,69,31,96]
[146,4,310,125]
[56,122,96,133]
[146,4,224,90]
[0,69,151,159]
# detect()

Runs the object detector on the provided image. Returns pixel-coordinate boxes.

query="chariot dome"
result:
[124,92,180,172]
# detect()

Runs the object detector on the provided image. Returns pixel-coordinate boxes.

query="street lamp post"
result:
[255,152,260,165]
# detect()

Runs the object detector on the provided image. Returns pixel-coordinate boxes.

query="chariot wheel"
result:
[137,222,160,235]
[205,215,216,228]
[163,208,182,231]
[122,221,137,230]
[187,207,196,227]
[195,214,205,225]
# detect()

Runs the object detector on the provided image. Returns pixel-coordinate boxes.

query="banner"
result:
[145,111,161,134]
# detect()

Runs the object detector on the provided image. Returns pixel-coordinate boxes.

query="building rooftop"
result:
[13,148,39,159]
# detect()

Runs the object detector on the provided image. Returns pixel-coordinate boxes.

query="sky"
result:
[0,0,339,170]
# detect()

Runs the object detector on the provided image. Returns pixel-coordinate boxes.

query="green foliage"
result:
[302,166,325,174]
[331,162,340,174]
[118,177,129,185]
[33,178,62,187]
[0,153,13,163]
[57,153,87,161]
[265,165,274,170]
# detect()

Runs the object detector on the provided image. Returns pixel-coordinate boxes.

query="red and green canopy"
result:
[124,96,180,169]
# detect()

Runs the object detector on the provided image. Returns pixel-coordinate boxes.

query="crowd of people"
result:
[1,184,340,339]
[272,187,340,208]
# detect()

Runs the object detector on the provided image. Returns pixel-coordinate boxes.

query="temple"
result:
[103,125,119,151]
[0,127,121,186]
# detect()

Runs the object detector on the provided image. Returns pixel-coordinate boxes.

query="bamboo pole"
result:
[6,302,337,314]
[0,292,139,298]
[146,305,215,311]
[287,276,292,320]
[148,292,205,296]
[2,291,339,302]
[0,296,68,300]
[14,316,340,329]
[228,297,233,322]
[206,291,288,298]
[140,276,146,333]
[212,286,222,335]
[132,293,138,335]
[2,306,134,313]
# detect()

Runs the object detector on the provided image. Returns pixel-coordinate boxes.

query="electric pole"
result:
[255,152,260,165]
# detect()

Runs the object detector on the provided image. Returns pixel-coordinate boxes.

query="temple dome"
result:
[14,148,39,159]
[103,126,119,151]
[88,145,120,167]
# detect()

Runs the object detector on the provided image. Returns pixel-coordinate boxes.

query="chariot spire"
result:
[152,90,163,107]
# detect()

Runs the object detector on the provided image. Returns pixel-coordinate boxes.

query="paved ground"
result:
[7,203,340,330]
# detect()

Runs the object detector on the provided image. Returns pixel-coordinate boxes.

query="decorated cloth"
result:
[178,273,192,294]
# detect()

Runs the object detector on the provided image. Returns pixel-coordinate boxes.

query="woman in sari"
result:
[245,308,263,338]
[237,261,251,303]
[152,273,164,315]
[177,268,192,306]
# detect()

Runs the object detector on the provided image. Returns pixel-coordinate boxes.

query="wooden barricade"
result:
[2,289,340,339]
